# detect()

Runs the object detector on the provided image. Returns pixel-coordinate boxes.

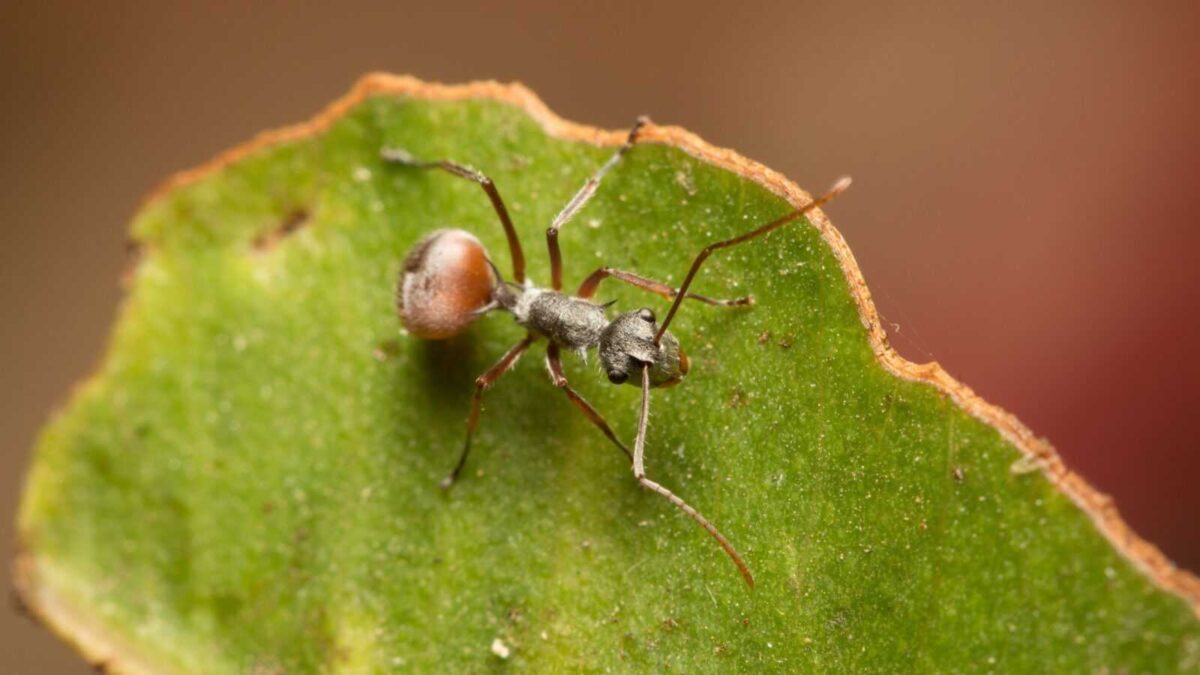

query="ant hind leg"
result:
[381,148,527,284]
[442,334,535,489]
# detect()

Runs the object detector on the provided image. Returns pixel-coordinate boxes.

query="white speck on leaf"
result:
[491,638,511,659]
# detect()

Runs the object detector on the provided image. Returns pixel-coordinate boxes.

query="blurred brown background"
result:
[3,1,1198,670]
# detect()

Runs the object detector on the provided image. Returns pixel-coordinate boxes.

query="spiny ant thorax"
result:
[494,283,688,388]
[527,290,609,351]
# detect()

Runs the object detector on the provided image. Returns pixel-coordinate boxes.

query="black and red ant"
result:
[383,118,849,587]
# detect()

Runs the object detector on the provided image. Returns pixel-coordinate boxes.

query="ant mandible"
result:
[383,118,850,588]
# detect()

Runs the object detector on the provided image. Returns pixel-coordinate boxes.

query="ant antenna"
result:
[655,177,852,344]
[632,364,755,587]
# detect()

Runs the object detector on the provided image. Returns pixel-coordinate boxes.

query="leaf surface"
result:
[17,75,1200,673]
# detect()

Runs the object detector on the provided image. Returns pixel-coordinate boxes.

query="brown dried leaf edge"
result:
[15,73,1200,674]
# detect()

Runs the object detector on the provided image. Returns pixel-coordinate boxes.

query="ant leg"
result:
[632,365,755,588]
[442,334,535,489]
[381,148,527,284]
[545,343,632,464]
[655,177,852,344]
[577,267,754,307]
[546,116,648,290]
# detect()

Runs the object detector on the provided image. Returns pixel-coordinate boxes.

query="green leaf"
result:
[16,75,1200,673]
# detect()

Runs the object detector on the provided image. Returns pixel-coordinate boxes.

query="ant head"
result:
[599,308,690,388]
[397,229,498,339]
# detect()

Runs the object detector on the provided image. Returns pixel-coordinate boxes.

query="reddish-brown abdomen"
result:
[397,229,495,339]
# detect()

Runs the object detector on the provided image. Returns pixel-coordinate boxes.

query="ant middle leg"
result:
[545,344,632,463]
[442,334,535,489]
[545,116,648,290]
[381,148,527,284]
[576,267,754,307]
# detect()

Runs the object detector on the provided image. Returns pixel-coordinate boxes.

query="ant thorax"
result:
[498,283,609,353]
[496,281,688,388]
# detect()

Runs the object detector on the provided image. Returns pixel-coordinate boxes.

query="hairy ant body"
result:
[384,118,849,587]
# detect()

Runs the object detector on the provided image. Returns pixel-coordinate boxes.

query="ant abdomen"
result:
[397,228,496,339]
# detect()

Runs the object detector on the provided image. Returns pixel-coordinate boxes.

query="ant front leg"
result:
[545,117,648,290]
[545,344,632,464]
[443,334,535,489]
[576,267,754,308]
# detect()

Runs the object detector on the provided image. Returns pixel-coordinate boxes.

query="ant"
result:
[383,117,849,588]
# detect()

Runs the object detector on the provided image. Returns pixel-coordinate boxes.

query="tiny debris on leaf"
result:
[1010,455,1041,475]
[491,638,511,659]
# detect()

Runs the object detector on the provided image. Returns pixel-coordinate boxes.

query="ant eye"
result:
[607,371,628,385]
[638,308,655,323]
